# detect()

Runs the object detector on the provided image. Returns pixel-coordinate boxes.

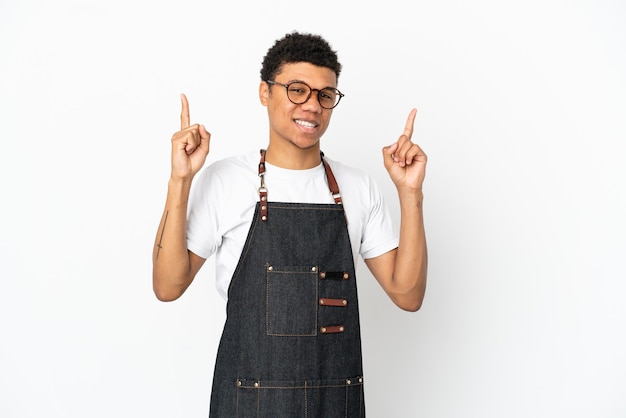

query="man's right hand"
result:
[170,93,211,180]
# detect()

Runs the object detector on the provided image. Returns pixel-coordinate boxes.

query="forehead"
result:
[275,62,338,88]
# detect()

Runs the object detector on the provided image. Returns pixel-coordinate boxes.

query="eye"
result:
[288,83,309,96]
[319,89,336,101]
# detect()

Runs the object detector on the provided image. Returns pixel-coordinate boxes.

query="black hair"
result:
[260,31,342,82]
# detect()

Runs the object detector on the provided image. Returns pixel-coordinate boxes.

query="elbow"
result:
[152,274,185,302]
[390,282,426,312]
[395,270,427,312]
[153,287,182,302]
[396,297,423,312]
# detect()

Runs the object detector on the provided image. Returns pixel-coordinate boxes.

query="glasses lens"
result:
[286,83,311,104]
[318,88,339,109]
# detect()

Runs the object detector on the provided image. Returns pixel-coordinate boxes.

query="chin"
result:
[287,135,319,149]
[293,140,320,150]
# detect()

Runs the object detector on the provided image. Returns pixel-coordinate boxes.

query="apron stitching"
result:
[256,383,260,417]
[228,207,261,299]
[345,384,349,418]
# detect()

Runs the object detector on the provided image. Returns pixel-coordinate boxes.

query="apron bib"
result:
[209,150,365,417]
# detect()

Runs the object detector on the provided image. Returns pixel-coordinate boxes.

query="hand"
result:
[170,94,211,180]
[382,109,427,192]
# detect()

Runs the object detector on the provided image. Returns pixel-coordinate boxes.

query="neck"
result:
[265,144,322,169]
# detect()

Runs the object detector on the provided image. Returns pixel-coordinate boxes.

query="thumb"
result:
[382,142,398,169]
[199,124,211,145]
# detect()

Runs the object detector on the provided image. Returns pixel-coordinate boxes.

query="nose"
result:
[301,89,323,112]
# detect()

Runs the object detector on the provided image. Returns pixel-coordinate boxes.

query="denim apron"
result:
[208,150,365,417]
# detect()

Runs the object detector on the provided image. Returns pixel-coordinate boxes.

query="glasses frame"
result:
[265,80,345,109]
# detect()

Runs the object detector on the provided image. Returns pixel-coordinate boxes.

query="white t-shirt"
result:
[186,150,399,300]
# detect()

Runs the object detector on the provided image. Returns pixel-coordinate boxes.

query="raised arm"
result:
[152,94,211,301]
[365,109,428,312]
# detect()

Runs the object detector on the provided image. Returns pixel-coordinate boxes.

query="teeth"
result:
[296,119,316,128]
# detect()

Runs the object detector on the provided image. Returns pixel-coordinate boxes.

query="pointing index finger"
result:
[180,93,190,130]
[403,108,418,139]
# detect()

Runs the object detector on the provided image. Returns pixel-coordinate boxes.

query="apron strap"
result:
[320,151,343,204]
[258,149,342,221]
[258,149,269,221]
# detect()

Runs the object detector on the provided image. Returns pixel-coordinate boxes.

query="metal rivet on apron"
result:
[261,205,266,211]
[321,327,327,333]
[359,377,363,383]
[342,300,347,306]
[261,215,267,221]
[346,379,352,385]
[343,272,349,280]
[267,265,273,271]
[320,299,325,305]
[237,380,242,386]
[339,326,344,332]
[261,196,266,202]
[311,266,317,272]
[254,382,259,387]
[320,272,326,279]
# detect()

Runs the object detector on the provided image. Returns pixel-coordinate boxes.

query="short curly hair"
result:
[260,31,342,82]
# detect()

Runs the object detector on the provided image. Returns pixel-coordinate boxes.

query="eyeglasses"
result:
[265,80,344,109]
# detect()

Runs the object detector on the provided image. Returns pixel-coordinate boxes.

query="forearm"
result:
[152,178,195,301]
[392,188,428,310]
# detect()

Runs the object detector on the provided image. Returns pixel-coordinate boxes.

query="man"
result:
[153,31,427,417]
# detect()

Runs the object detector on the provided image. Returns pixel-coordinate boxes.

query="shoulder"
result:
[195,151,258,184]
[322,155,388,222]
[323,155,377,191]
[191,150,259,199]
[205,150,258,175]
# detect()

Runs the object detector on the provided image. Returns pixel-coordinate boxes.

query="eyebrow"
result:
[283,79,338,90]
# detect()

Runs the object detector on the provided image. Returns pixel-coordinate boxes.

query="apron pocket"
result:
[266,265,318,336]
[236,377,365,418]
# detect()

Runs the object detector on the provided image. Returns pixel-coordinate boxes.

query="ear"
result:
[259,81,269,106]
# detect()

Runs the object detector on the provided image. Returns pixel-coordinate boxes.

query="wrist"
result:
[168,174,193,186]
[397,186,423,200]
[397,188,424,211]
[167,177,193,199]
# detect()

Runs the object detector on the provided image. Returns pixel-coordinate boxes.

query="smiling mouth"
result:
[295,119,319,128]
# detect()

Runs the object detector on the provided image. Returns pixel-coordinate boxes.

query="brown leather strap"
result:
[258,149,268,221]
[319,298,348,307]
[320,152,342,204]
[320,325,345,334]
[258,148,267,176]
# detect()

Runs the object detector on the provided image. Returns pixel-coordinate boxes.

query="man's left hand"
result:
[382,108,427,192]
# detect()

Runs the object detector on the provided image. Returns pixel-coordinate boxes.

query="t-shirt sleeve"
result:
[359,177,399,260]
[186,165,222,260]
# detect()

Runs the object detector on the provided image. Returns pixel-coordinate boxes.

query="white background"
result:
[1,0,625,417]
